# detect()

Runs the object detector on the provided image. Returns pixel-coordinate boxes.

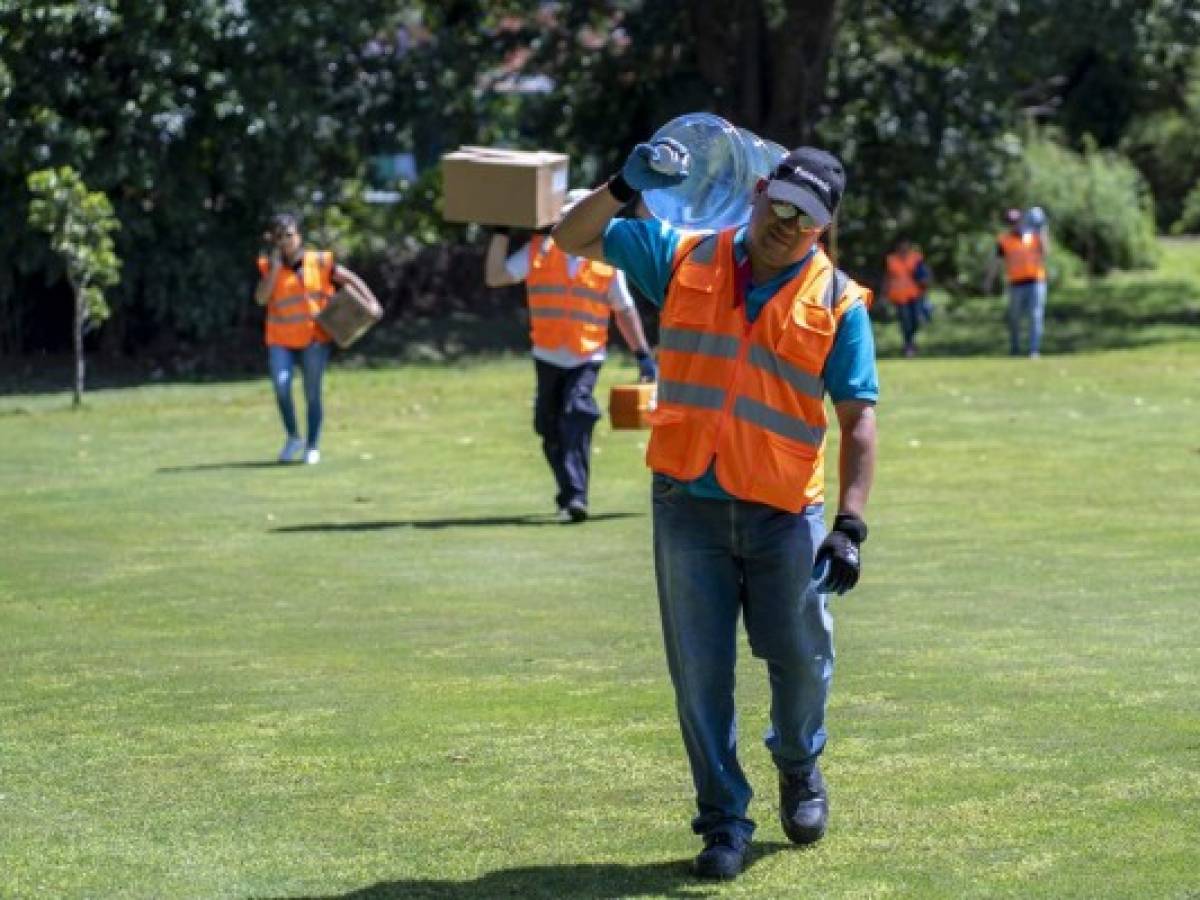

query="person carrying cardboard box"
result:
[485,190,657,523]
[254,212,379,465]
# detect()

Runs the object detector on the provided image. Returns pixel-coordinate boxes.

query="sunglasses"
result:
[769,201,819,229]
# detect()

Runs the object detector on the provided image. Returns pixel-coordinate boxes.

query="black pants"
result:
[534,359,602,510]
[895,300,922,349]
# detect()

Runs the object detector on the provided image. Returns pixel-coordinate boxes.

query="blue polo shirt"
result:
[604,217,879,500]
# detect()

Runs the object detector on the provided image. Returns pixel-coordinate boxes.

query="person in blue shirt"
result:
[555,142,878,879]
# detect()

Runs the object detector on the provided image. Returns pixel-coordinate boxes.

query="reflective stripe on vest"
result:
[645,228,872,512]
[529,308,611,327]
[658,378,726,410]
[525,239,614,355]
[259,250,335,348]
[732,395,824,446]
[885,250,923,303]
[998,232,1045,283]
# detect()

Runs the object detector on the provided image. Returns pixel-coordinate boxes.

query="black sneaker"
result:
[779,764,828,845]
[693,832,746,880]
[566,500,589,523]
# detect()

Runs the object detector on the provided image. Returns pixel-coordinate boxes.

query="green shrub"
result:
[1014,132,1158,275]
[1172,183,1200,235]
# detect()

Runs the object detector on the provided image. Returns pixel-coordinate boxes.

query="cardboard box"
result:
[317,284,383,349]
[441,146,569,228]
[609,383,657,430]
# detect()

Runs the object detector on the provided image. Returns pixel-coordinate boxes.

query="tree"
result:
[687,0,839,145]
[0,0,394,354]
[27,167,121,406]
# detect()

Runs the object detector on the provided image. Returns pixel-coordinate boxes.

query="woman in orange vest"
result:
[883,236,931,357]
[555,146,878,878]
[484,191,656,523]
[983,208,1049,357]
[254,213,375,464]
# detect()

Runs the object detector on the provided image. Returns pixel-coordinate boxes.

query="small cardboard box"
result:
[317,284,383,349]
[609,383,657,430]
[441,146,569,228]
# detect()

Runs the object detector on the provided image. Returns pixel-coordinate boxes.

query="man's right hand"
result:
[622,138,691,192]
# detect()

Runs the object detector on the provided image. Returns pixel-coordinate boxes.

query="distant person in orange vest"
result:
[484,190,656,523]
[983,207,1048,358]
[554,145,877,878]
[883,237,931,357]
[254,213,377,464]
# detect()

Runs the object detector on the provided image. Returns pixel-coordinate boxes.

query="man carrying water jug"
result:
[555,141,878,879]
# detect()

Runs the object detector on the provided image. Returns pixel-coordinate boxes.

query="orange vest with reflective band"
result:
[525,239,615,356]
[997,231,1046,283]
[257,250,335,348]
[646,229,871,513]
[885,249,924,304]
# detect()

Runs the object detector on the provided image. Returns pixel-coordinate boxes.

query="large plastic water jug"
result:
[642,113,786,230]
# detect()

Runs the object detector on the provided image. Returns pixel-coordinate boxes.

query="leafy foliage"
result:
[2,0,1198,360]
[27,165,121,320]
[1121,50,1200,232]
[26,165,121,403]
[1017,133,1158,275]
[0,0,394,352]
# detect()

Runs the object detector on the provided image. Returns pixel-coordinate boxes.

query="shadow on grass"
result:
[158,460,291,473]
[275,844,791,899]
[271,512,641,532]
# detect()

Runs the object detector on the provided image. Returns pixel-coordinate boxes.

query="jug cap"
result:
[765,148,845,228]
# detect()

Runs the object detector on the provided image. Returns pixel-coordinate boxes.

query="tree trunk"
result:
[72,276,85,408]
[688,0,840,146]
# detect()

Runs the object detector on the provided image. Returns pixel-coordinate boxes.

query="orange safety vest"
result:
[646,229,872,513]
[885,249,924,304]
[997,231,1046,284]
[525,238,615,356]
[257,250,335,348]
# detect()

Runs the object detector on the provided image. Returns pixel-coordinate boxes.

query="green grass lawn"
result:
[3,336,1200,894]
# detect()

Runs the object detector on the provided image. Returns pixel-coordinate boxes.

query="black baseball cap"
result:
[765,148,845,228]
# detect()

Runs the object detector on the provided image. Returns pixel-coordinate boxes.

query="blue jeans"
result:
[533,359,601,510]
[651,475,832,844]
[267,342,331,447]
[1008,281,1047,355]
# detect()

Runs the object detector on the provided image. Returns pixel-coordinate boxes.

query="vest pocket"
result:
[646,407,690,473]
[775,302,834,373]
[752,432,818,507]
[666,265,719,326]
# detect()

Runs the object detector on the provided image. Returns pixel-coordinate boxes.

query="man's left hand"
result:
[815,513,868,595]
[636,350,658,383]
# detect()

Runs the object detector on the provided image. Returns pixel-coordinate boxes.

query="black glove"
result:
[814,513,868,595]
